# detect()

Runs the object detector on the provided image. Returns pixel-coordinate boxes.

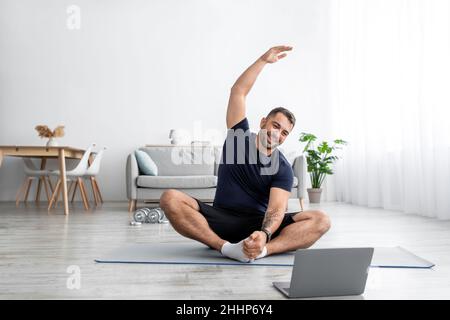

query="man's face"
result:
[258,112,294,150]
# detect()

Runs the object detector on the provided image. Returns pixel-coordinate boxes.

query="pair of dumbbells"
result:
[133,207,168,224]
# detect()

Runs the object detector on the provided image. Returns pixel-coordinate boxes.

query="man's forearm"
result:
[261,207,285,234]
[231,58,267,96]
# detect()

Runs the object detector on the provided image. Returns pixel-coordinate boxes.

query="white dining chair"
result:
[15,158,53,207]
[83,147,106,206]
[48,143,95,211]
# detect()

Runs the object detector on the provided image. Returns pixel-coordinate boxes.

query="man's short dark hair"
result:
[266,107,296,127]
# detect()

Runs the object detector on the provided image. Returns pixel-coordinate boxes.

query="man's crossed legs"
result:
[159,189,331,262]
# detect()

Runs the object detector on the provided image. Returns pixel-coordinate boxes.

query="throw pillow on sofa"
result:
[135,150,158,176]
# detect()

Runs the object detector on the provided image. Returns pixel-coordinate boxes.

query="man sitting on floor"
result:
[160,46,331,262]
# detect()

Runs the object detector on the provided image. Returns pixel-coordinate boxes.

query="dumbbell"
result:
[133,207,168,224]
[133,208,149,223]
[146,207,169,223]
[155,207,169,224]
[145,208,161,223]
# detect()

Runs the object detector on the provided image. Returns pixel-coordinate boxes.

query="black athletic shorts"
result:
[194,198,296,243]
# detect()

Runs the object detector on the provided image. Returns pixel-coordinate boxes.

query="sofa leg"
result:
[299,198,305,211]
[128,199,136,212]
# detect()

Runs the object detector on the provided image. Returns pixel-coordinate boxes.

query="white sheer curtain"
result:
[330,0,450,219]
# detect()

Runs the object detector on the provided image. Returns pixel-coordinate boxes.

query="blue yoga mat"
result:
[95,243,434,269]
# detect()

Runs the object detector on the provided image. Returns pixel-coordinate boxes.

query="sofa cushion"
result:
[137,175,296,189]
[137,175,217,189]
[135,150,158,176]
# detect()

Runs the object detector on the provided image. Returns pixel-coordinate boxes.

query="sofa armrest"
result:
[292,154,306,199]
[126,152,139,200]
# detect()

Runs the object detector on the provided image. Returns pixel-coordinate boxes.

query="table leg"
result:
[58,149,69,215]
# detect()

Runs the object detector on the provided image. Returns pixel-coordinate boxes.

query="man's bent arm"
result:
[226,46,293,129]
[242,187,291,259]
[261,187,291,236]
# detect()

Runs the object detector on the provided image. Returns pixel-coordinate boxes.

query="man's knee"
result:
[314,210,331,234]
[159,189,181,213]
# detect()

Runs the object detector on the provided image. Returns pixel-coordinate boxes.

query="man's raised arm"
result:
[226,45,293,129]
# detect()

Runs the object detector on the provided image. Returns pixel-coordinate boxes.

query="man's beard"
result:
[259,130,279,150]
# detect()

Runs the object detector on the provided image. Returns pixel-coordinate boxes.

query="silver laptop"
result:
[273,247,374,298]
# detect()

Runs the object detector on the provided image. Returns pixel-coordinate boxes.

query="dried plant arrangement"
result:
[35,125,65,138]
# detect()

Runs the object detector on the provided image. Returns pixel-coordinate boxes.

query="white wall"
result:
[0,0,332,201]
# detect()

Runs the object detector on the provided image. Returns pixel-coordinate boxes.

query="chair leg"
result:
[35,177,43,202]
[47,177,54,193]
[32,157,47,203]
[81,179,91,209]
[71,180,78,202]
[62,180,74,206]
[93,178,104,203]
[55,181,63,208]
[55,180,62,206]
[15,179,29,207]
[89,177,99,206]
[94,178,101,205]
[78,178,90,211]
[23,177,33,203]
[48,179,61,211]
[43,177,51,202]
[67,181,74,199]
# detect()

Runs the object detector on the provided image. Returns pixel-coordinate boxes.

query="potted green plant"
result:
[299,133,347,203]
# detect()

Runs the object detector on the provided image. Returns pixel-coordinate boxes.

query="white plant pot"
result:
[46,138,58,147]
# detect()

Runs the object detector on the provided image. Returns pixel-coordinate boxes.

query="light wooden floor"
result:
[1,200,450,300]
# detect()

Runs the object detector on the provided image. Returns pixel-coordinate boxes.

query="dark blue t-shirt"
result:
[213,117,294,214]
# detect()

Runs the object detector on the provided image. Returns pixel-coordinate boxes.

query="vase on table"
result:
[46,137,59,147]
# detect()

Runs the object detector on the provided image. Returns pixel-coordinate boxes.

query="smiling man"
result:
[160,46,331,262]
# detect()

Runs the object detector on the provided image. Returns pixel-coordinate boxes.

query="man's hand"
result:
[259,45,293,64]
[243,231,267,259]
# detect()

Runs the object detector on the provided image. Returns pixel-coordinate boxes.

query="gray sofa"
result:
[126,145,305,212]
